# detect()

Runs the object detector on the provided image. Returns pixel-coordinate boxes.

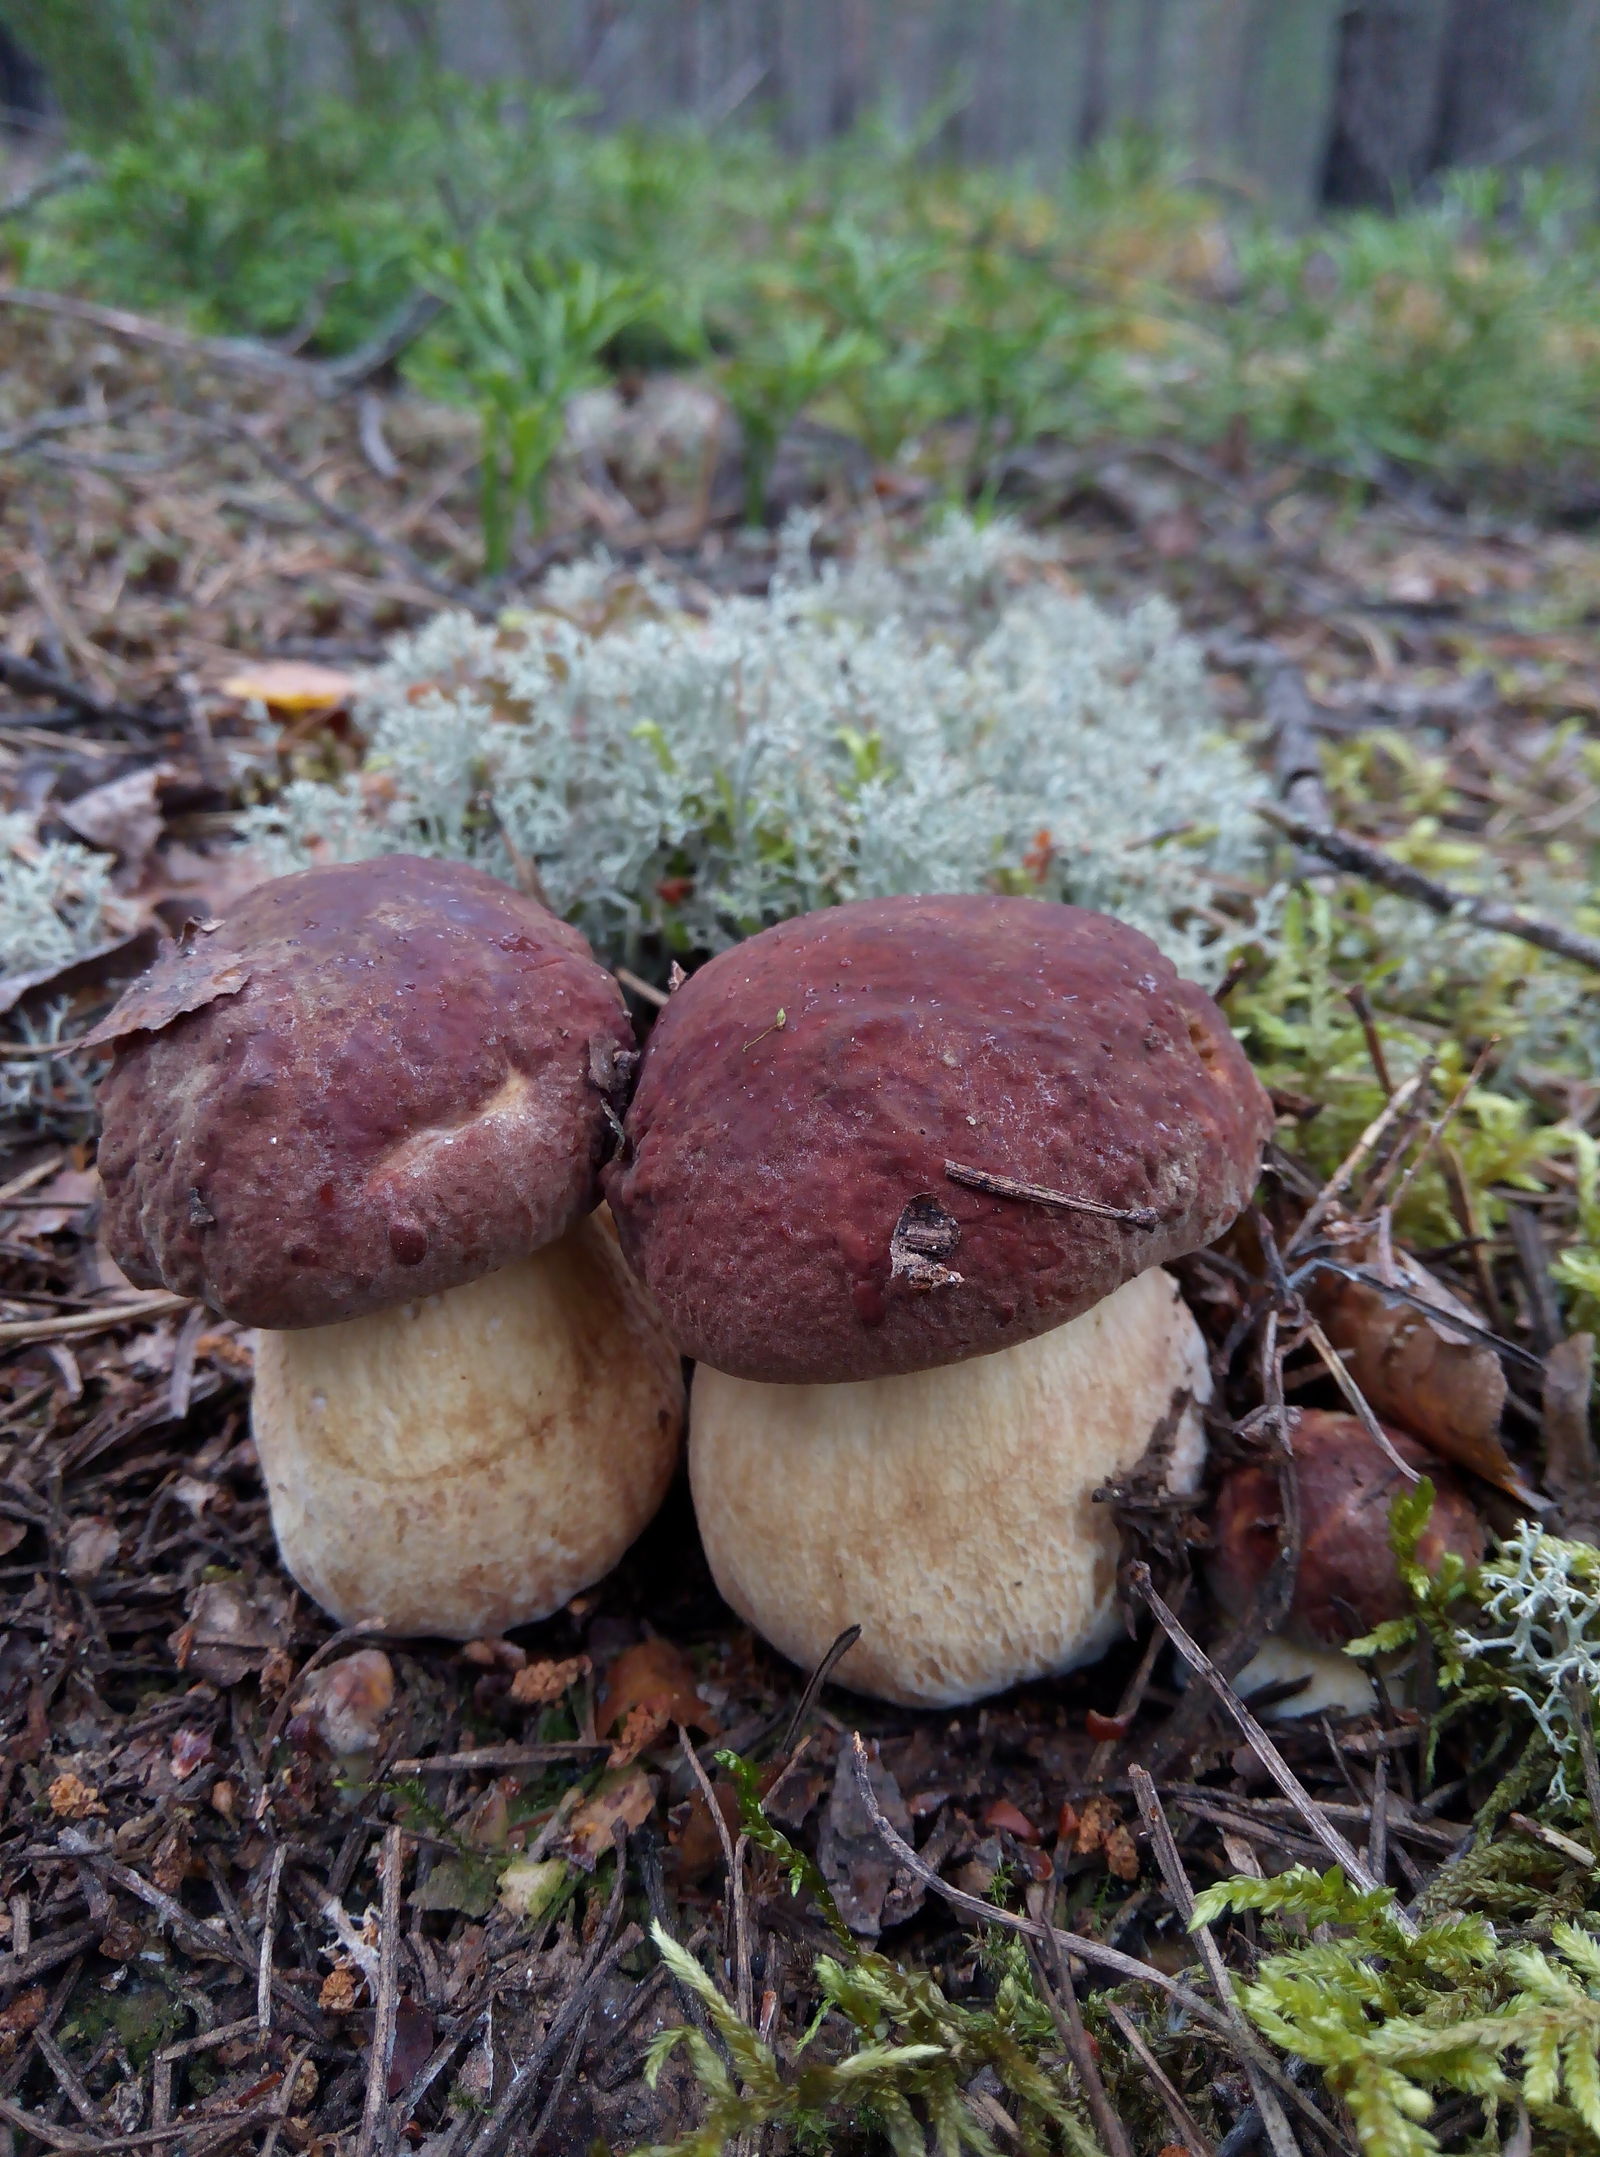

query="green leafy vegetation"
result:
[14,74,1600,508]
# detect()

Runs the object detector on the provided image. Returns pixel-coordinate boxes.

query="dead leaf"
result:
[597,1639,716,1748]
[387,1997,435,2102]
[566,1766,654,1867]
[817,1741,922,1938]
[671,1781,741,1886]
[77,937,252,1053]
[57,763,176,870]
[1311,1238,1523,1495]
[498,1855,569,1922]
[889,1194,963,1290]
[0,926,159,1021]
[981,1797,1041,1844]
[319,1964,365,2014]
[171,1574,292,1685]
[0,1520,26,1559]
[0,1988,46,2039]
[410,1855,499,1918]
[63,1517,120,1583]
[10,1166,100,1238]
[168,1727,215,1782]
[509,1655,590,1708]
[1074,1795,1120,1857]
[221,660,356,712]
[1104,1823,1140,1881]
[47,1771,105,1820]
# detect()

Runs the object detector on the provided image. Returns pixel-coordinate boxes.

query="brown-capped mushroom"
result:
[1208,1408,1486,1719]
[93,857,683,1636]
[606,894,1273,1706]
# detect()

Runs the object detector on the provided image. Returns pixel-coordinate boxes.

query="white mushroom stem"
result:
[690,1265,1211,1708]
[1229,1637,1378,1723]
[251,1214,684,1639]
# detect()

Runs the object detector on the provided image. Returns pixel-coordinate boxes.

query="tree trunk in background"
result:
[1320,0,1452,205]
[1320,0,1559,206]
[1077,0,1112,151]
[1431,0,1538,168]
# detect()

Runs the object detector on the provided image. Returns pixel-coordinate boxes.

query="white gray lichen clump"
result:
[0,814,123,1118]
[243,517,1268,984]
[0,813,118,981]
[1473,1524,1600,1804]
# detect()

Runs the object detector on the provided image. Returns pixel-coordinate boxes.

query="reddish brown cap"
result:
[604,894,1272,1382]
[1210,1409,1486,1645]
[95,856,636,1328]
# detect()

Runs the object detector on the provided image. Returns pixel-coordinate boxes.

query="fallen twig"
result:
[460,1832,628,2157]
[0,1294,193,1348]
[1128,1567,1412,1928]
[1300,1317,1422,1485]
[0,155,97,222]
[201,414,494,619]
[1130,1768,1299,2157]
[1024,1934,1135,2157]
[353,1825,405,2157]
[1262,807,1600,974]
[842,1735,1306,2091]
[1286,1064,1434,1254]
[0,646,157,729]
[1101,1997,1214,2157]
[943,1160,1162,1229]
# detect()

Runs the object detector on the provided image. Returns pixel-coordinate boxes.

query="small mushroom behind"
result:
[253,1215,683,1638]
[692,1266,1210,1708]
[609,893,1274,1705]
[92,856,682,1636]
[1209,1408,1487,1721]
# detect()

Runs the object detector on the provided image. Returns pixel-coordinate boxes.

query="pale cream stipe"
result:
[1230,1637,1379,1722]
[690,1265,1211,1708]
[252,1213,684,1638]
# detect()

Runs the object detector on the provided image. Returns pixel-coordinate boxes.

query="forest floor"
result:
[3,298,1600,2157]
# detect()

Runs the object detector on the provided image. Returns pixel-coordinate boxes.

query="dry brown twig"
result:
[353,1825,405,2157]
[1262,806,1600,973]
[841,1734,1337,2143]
[1128,1568,1413,1929]
[1023,1933,1135,2157]
[1130,1767,1301,2157]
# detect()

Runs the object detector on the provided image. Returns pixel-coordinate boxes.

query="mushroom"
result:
[92,856,684,1636]
[606,894,1273,1706]
[252,1212,684,1637]
[1209,1408,1486,1720]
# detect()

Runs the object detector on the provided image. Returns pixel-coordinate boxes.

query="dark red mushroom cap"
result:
[93,856,636,1328]
[604,894,1272,1383]
[1210,1409,1487,1645]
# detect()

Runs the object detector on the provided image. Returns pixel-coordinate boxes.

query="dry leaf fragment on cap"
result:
[221,660,357,712]
[77,939,252,1052]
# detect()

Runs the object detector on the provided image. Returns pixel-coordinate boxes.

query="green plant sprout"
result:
[428,246,660,571]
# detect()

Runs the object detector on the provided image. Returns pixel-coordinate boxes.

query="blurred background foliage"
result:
[0,1,1599,519]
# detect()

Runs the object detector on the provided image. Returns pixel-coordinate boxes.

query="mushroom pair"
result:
[91,856,683,1639]
[605,894,1275,1708]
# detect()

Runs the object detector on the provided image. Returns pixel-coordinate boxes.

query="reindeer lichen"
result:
[240,517,1269,986]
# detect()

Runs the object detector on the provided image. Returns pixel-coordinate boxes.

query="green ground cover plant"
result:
[11,73,1600,518]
